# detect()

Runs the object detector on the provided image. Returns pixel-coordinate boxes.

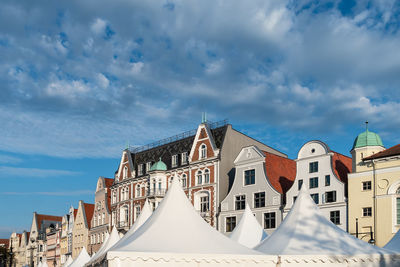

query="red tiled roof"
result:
[104,178,114,188]
[331,151,352,184]
[363,144,400,161]
[264,151,296,194]
[73,209,78,219]
[36,214,62,230]
[83,203,95,228]
[0,239,9,248]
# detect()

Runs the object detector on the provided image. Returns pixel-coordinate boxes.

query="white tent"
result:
[256,185,399,266]
[42,261,49,267]
[85,227,120,266]
[63,255,73,267]
[384,229,400,252]
[69,247,91,267]
[230,203,268,248]
[107,178,275,267]
[37,261,43,267]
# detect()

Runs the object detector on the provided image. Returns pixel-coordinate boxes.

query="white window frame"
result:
[200,144,207,159]
[146,162,152,173]
[135,205,141,220]
[123,166,128,179]
[138,164,143,176]
[172,155,178,167]
[136,184,141,197]
[181,174,187,188]
[181,152,188,164]
[204,169,210,184]
[197,170,203,185]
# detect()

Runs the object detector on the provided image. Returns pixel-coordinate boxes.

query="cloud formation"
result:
[0,0,400,158]
[0,166,80,178]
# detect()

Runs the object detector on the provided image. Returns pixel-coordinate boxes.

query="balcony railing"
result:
[116,221,129,228]
[146,188,166,197]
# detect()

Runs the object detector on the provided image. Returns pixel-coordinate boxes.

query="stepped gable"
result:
[331,151,352,184]
[363,144,400,161]
[131,125,228,176]
[263,151,296,194]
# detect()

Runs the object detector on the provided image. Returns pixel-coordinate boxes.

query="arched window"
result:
[112,191,116,204]
[197,171,203,185]
[102,212,105,225]
[200,144,207,159]
[93,215,96,227]
[136,184,141,197]
[182,174,187,188]
[204,169,210,184]
[121,188,125,201]
[123,166,128,179]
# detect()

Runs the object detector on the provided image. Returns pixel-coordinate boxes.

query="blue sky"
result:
[1,0,400,238]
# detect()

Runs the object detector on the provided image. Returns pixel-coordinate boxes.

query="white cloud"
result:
[90,18,107,35]
[45,79,90,98]
[1,190,92,196]
[96,73,109,88]
[130,61,144,75]
[0,166,80,178]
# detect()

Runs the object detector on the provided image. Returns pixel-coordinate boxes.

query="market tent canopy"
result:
[85,227,120,266]
[230,204,267,248]
[69,247,90,267]
[42,261,49,267]
[108,177,261,255]
[256,185,389,256]
[384,229,400,252]
[63,255,73,267]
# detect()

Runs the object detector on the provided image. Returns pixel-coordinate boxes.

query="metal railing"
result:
[129,119,228,153]
[116,221,128,228]
[146,188,166,197]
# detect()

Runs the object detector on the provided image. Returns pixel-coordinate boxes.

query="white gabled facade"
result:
[219,146,294,236]
[284,140,352,231]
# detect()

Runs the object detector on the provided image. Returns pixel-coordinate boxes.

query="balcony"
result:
[146,188,166,197]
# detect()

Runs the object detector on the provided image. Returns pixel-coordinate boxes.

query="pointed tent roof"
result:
[69,247,90,267]
[42,261,49,267]
[230,204,268,248]
[129,199,153,234]
[63,255,73,267]
[256,185,389,255]
[384,229,400,252]
[85,227,120,266]
[109,178,260,255]
[37,261,43,267]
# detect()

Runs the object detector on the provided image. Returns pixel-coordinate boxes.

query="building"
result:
[285,140,352,231]
[110,120,286,232]
[60,206,77,265]
[8,233,21,267]
[45,223,61,267]
[219,145,295,235]
[88,177,113,254]
[72,201,94,258]
[348,128,400,247]
[27,213,62,267]
[16,231,30,267]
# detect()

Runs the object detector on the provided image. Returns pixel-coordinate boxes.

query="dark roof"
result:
[131,125,228,176]
[83,203,95,228]
[363,144,400,161]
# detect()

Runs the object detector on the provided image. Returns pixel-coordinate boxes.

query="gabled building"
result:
[88,177,113,254]
[285,140,352,231]
[348,128,400,247]
[219,145,295,236]
[17,231,30,267]
[60,206,77,265]
[9,232,21,267]
[72,201,94,259]
[110,120,286,232]
[27,213,62,267]
[45,223,61,267]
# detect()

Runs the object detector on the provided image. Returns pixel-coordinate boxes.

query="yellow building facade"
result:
[72,201,94,259]
[348,128,400,247]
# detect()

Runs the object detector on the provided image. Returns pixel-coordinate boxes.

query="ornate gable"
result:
[189,123,219,162]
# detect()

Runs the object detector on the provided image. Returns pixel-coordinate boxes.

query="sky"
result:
[1,0,400,238]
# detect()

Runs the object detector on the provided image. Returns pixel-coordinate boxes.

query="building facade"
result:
[60,206,77,265]
[110,121,286,232]
[219,145,295,235]
[348,128,400,247]
[9,233,21,267]
[72,201,94,259]
[45,224,61,267]
[285,140,352,231]
[27,213,62,267]
[88,177,113,254]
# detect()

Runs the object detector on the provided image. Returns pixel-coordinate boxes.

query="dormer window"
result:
[138,164,143,176]
[172,155,178,167]
[200,144,207,159]
[146,162,152,173]
[181,152,188,164]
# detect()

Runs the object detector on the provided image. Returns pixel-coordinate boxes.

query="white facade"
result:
[219,146,285,235]
[285,140,349,231]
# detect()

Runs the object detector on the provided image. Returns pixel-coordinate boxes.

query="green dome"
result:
[150,159,167,171]
[352,130,384,150]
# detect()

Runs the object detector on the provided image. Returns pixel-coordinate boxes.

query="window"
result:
[397,197,400,225]
[101,232,104,242]
[204,169,210,183]
[135,206,141,220]
[311,193,319,204]
[235,195,246,210]
[309,162,318,173]
[136,184,141,197]
[181,152,188,164]
[172,155,178,167]
[330,210,340,225]
[254,192,266,208]
[362,181,372,191]
[98,213,101,225]
[244,169,255,185]
[325,175,330,186]
[102,213,105,225]
[181,174,187,188]
[138,164,143,176]
[293,196,297,203]
[363,207,372,217]
[197,171,203,185]
[298,179,303,190]
[146,162,152,173]
[121,188,125,201]
[112,191,116,204]
[123,166,128,179]
[309,177,318,188]
[325,191,337,203]
[200,196,209,212]
[112,211,116,226]
[226,216,236,232]
[264,212,276,229]
[200,144,207,159]
[93,215,96,227]
[124,206,129,224]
